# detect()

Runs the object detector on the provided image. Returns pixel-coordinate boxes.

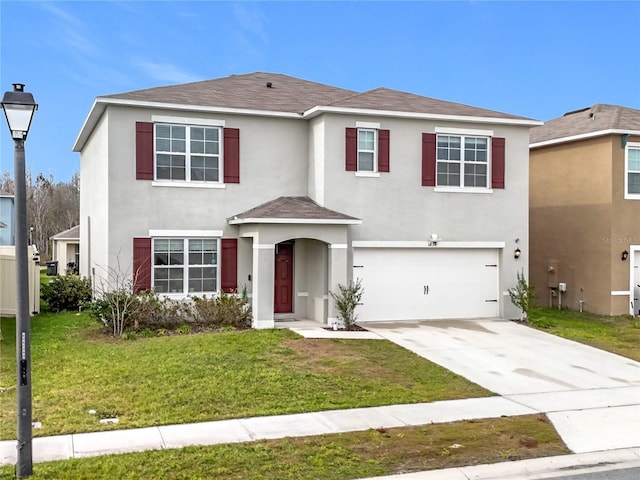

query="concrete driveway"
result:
[363,319,640,453]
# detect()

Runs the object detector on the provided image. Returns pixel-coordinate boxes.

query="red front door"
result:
[274,242,294,313]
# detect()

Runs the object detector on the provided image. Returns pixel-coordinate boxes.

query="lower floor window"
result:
[153,238,218,294]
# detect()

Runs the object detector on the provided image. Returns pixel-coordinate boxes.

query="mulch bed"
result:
[323,324,369,332]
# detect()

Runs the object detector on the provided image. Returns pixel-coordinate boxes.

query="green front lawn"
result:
[529,308,640,361]
[0,311,490,440]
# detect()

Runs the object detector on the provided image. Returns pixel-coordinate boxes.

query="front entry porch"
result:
[228,196,361,329]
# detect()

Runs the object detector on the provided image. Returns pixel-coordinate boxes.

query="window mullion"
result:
[183,238,189,295]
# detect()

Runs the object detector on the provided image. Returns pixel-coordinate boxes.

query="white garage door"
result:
[353,248,500,321]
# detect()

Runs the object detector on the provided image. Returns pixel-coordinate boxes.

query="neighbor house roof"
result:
[530,104,640,147]
[228,196,361,225]
[74,72,540,152]
[51,225,80,241]
[0,191,14,198]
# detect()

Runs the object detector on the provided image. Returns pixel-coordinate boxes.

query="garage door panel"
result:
[354,248,499,321]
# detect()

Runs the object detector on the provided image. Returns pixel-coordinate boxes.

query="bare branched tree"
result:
[1,169,80,260]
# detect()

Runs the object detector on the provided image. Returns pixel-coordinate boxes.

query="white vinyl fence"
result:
[0,245,41,316]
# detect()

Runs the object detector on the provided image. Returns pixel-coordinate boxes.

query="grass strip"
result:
[0,415,569,480]
[529,308,640,361]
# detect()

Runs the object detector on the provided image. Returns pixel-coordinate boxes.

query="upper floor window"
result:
[345,126,390,174]
[155,124,221,182]
[437,135,488,188]
[357,129,377,172]
[626,142,640,199]
[136,121,240,185]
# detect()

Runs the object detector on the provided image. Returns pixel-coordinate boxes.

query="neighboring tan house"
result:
[529,104,640,316]
[51,225,80,274]
[73,72,540,328]
[0,191,14,246]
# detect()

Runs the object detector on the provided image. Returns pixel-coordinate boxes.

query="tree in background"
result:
[0,170,79,261]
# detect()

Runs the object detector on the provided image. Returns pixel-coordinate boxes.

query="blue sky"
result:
[1,0,639,182]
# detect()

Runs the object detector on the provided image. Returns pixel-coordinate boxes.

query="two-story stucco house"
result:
[73,72,539,328]
[530,104,640,316]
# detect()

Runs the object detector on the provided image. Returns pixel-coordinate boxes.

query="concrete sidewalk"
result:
[0,396,537,464]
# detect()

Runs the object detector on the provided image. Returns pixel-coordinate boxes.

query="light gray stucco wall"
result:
[315,113,530,319]
[100,105,310,282]
[79,110,110,288]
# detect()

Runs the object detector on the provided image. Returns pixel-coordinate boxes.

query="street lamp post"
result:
[1,83,38,479]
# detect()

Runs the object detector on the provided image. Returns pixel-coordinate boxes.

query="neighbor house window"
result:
[626,143,640,199]
[358,129,377,172]
[152,238,218,294]
[155,124,221,182]
[437,135,489,188]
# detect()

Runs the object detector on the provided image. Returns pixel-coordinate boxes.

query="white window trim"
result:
[435,133,491,190]
[149,229,223,238]
[151,236,221,297]
[356,121,381,129]
[435,126,494,137]
[151,181,226,189]
[355,171,381,178]
[357,127,378,173]
[434,186,494,194]
[624,142,640,200]
[154,123,224,184]
[152,115,225,127]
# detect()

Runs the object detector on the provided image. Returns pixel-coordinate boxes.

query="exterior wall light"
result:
[1,82,37,479]
[622,250,629,261]
[514,248,522,259]
[428,233,439,246]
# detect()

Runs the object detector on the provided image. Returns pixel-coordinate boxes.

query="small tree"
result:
[88,260,140,337]
[329,279,364,329]
[508,270,535,321]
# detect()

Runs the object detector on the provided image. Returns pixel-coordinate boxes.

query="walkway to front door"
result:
[274,242,293,313]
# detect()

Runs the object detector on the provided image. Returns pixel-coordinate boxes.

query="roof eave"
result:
[73,97,303,152]
[228,217,362,225]
[303,105,542,127]
[530,128,640,149]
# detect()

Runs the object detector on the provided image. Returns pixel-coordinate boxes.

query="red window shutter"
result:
[221,238,238,293]
[224,128,240,183]
[378,129,390,172]
[491,137,506,189]
[345,128,357,171]
[133,237,152,293]
[136,122,154,180]
[422,133,437,186]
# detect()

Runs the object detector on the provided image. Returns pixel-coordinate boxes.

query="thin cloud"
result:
[135,60,202,85]
[38,2,100,56]
[226,3,270,62]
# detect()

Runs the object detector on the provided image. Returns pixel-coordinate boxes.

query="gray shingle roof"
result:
[530,104,640,145]
[329,87,531,120]
[103,72,357,114]
[51,225,79,240]
[230,196,359,222]
[102,72,532,120]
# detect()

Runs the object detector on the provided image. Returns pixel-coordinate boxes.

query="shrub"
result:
[41,275,92,312]
[87,288,252,336]
[329,279,364,328]
[508,270,536,321]
[87,288,138,337]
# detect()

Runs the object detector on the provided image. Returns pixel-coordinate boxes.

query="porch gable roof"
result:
[228,196,361,225]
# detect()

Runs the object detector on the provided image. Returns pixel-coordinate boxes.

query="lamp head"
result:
[1,83,38,140]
